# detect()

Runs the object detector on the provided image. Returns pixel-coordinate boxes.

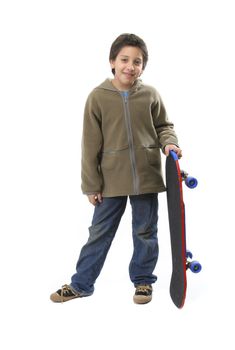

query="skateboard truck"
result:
[180,170,198,189]
[186,250,202,273]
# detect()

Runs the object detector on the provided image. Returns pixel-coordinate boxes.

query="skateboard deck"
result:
[166,150,201,308]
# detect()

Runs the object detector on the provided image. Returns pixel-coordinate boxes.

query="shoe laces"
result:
[60,284,76,301]
[136,285,152,293]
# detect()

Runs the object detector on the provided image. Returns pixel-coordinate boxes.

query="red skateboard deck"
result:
[166,151,201,308]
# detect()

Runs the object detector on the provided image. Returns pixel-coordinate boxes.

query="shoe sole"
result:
[133,295,152,304]
[50,293,82,303]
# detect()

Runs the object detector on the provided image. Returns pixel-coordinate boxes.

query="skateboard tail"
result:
[170,283,186,308]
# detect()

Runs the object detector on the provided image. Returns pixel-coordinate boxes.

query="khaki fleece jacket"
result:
[81,78,179,197]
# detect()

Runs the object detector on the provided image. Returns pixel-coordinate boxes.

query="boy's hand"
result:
[164,144,182,159]
[87,193,103,206]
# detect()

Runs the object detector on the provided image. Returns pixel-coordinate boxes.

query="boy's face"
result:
[110,46,144,90]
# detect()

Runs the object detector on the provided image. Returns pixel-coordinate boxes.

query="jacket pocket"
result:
[145,147,160,166]
[101,147,129,170]
[101,153,117,170]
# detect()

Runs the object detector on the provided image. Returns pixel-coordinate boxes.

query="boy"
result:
[50,33,182,304]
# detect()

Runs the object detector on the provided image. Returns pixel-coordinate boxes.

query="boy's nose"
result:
[127,64,134,71]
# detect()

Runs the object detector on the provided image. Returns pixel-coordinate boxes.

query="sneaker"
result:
[50,284,82,303]
[133,284,152,304]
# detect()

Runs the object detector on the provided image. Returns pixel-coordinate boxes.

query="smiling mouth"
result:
[123,72,135,77]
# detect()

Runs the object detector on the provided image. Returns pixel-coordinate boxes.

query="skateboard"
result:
[166,150,201,308]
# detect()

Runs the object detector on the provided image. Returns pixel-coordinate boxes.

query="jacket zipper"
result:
[121,91,140,195]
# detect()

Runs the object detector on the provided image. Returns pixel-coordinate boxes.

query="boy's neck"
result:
[111,78,132,92]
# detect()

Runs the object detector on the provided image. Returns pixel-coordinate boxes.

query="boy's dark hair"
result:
[109,33,148,75]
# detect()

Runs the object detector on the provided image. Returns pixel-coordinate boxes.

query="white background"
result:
[1,0,234,349]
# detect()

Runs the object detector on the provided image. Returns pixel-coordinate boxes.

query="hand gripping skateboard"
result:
[166,151,201,308]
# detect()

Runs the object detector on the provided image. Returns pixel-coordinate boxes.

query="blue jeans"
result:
[70,194,159,294]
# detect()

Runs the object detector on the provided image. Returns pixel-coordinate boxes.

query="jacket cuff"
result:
[83,192,100,195]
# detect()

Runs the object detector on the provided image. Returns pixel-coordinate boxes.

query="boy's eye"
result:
[120,57,142,65]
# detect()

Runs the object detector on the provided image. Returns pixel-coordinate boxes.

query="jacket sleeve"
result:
[152,91,179,150]
[81,92,103,194]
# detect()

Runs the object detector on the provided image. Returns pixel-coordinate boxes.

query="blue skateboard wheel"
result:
[189,261,202,273]
[185,176,198,189]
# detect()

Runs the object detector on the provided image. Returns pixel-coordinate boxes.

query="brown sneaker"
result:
[50,284,82,303]
[133,284,153,304]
